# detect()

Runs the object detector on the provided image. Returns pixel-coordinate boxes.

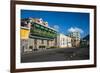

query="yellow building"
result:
[20,27,30,39]
[20,27,32,52]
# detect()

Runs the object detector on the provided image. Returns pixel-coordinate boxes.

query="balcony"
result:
[29,22,57,39]
[30,28,57,39]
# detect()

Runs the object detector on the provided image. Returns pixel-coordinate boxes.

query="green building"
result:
[21,18,57,52]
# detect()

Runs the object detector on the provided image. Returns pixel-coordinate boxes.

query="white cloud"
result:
[68,27,84,34]
[53,25,59,31]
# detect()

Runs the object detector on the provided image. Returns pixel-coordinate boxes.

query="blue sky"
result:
[21,10,90,38]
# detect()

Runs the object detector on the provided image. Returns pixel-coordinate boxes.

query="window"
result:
[42,40,44,44]
[34,39,37,45]
[47,40,49,46]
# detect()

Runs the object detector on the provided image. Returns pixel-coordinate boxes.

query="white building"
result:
[57,34,72,48]
[66,36,72,47]
[69,31,80,47]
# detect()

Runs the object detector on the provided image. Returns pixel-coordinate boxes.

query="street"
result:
[21,47,89,63]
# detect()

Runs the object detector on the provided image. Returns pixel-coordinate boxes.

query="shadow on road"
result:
[21,48,89,63]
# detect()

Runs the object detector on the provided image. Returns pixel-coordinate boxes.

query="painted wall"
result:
[20,28,30,39]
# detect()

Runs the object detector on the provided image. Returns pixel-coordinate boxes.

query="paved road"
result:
[21,48,89,63]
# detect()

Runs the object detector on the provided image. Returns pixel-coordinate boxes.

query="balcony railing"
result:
[30,23,57,38]
[31,23,57,32]
[30,29,57,38]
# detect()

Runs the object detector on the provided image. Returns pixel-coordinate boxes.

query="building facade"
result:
[20,18,57,52]
[80,35,89,48]
[57,34,72,48]
[20,18,81,53]
[20,27,31,52]
[69,31,80,47]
